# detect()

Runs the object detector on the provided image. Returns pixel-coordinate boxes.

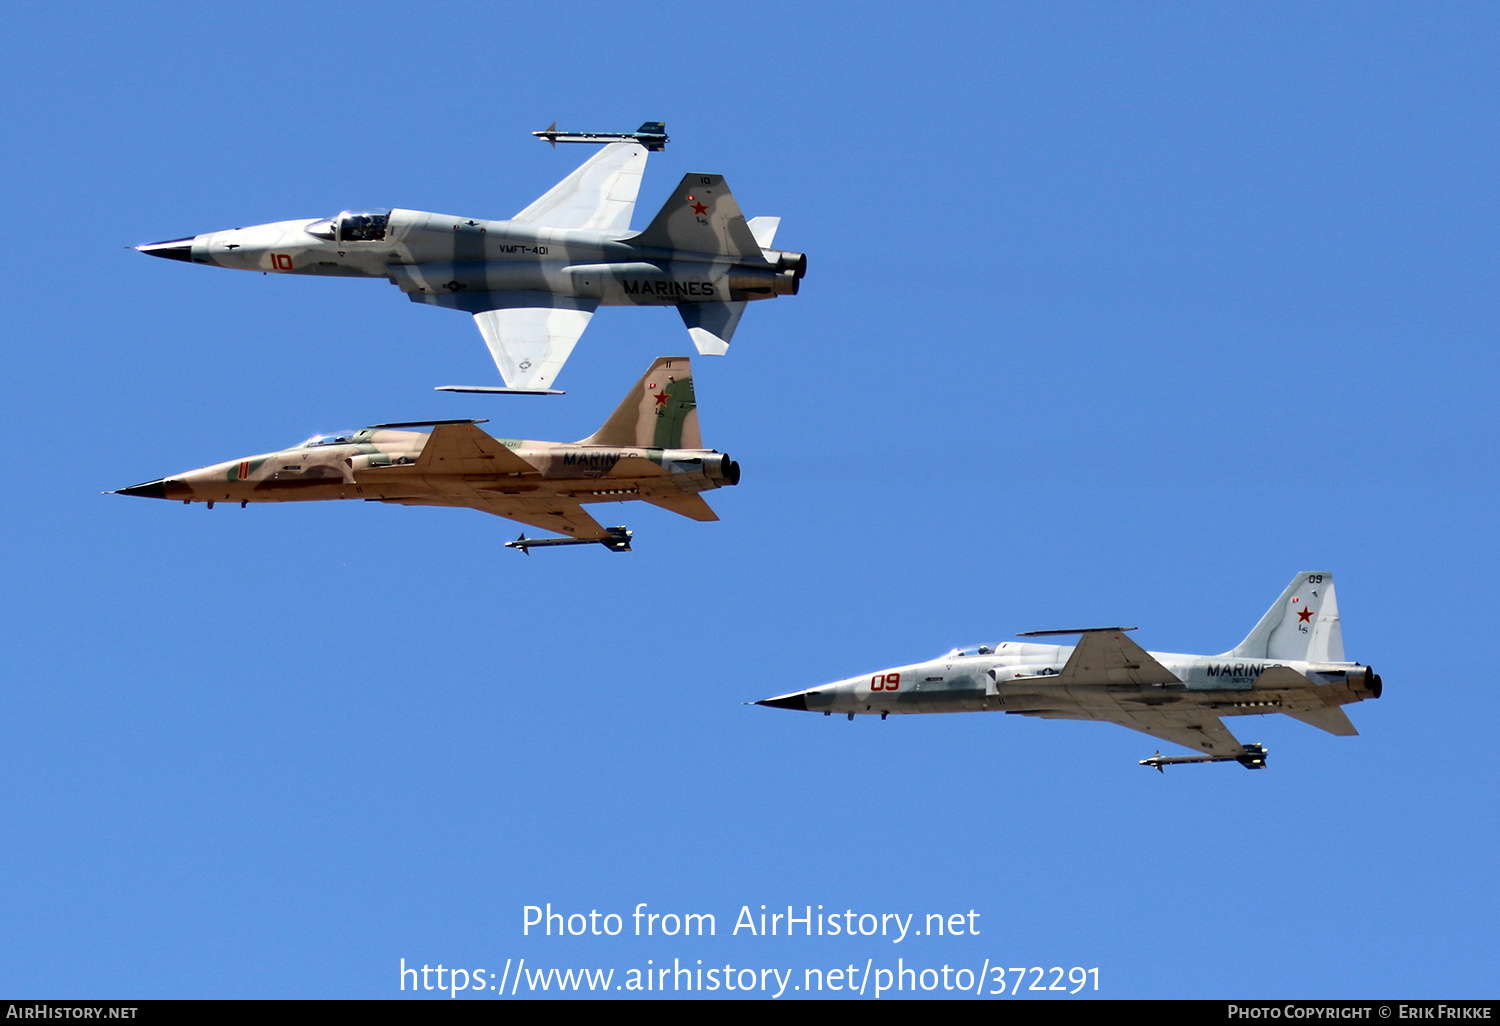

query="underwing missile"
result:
[1139,744,1268,772]
[533,121,669,151]
[507,527,633,554]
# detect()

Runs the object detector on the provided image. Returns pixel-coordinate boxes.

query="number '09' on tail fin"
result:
[1224,572,1344,663]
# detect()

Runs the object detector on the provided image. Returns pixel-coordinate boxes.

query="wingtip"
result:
[686,327,730,356]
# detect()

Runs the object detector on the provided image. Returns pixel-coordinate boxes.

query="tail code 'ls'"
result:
[1225,572,1345,663]
[628,174,764,259]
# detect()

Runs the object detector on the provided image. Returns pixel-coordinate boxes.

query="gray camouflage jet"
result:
[135,138,805,394]
[754,573,1381,769]
[112,357,736,551]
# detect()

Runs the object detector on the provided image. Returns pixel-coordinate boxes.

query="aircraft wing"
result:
[412,423,537,475]
[378,492,611,541]
[473,496,611,540]
[470,293,600,391]
[511,142,648,232]
[1054,630,1181,686]
[1007,695,1247,756]
[1107,706,1246,755]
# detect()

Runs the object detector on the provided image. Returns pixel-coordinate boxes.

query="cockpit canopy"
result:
[946,644,996,658]
[299,429,362,448]
[304,209,391,242]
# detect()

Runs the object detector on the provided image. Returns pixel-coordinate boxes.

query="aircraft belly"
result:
[895,678,988,713]
[1206,693,1292,717]
[357,471,665,510]
[398,219,612,265]
[389,261,571,298]
[392,259,738,322]
[295,262,377,278]
[894,693,988,714]
[256,485,351,502]
[184,476,352,504]
[424,480,525,507]
[253,473,347,492]
[356,456,692,507]
[998,684,1191,722]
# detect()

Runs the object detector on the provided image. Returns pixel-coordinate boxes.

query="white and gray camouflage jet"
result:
[136,141,804,394]
[755,573,1381,770]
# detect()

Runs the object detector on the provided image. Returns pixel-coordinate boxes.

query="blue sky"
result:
[1,1,1496,998]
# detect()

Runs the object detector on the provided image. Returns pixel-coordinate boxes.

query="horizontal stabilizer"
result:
[603,455,671,479]
[642,493,718,522]
[1284,706,1359,737]
[1252,665,1309,689]
[679,301,746,356]
[747,216,780,249]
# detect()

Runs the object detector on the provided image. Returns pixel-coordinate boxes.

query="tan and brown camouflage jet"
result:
[113,357,737,552]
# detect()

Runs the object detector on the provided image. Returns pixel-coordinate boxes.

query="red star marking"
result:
[1297,606,1315,623]
[654,389,670,407]
[690,199,709,216]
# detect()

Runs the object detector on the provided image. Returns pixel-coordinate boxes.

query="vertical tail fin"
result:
[1225,572,1345,662]
[629,174,766,258]
[580,356,701,449]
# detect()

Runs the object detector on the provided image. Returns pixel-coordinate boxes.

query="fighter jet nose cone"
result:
[135,237,196,262]
[113,479,169,499]
[755,693,809,711]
